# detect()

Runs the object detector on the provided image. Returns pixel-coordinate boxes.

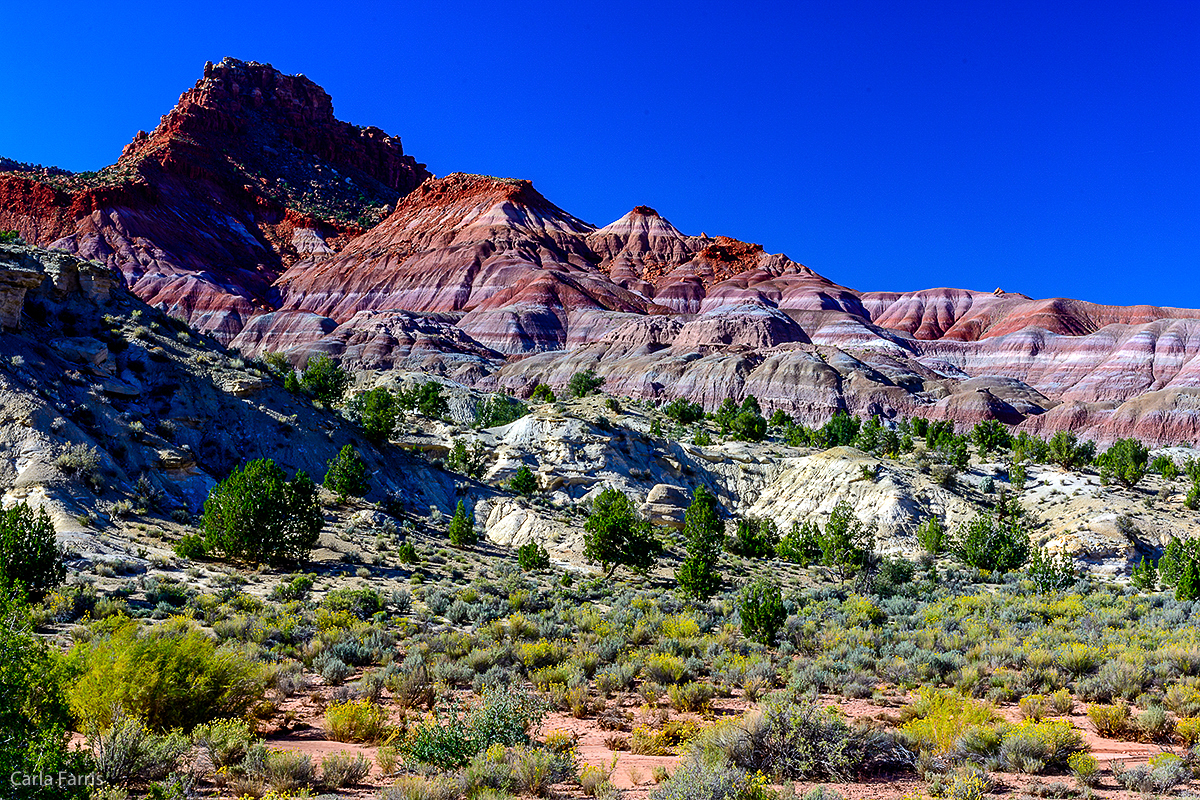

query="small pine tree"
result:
[583,488,662,576]
[1131,556,1158,591]
[324,444,370,502]
[738,580,786,645]
[530,384,556,403]
[447,500,476,547]
[915,516,947,555]
[283,369,301,394]
[353,387,399,442]
[300,355,351,404]
[816,500,874,584]
[508,465,538,496]
[676,486,724,600]
[516,541,551,571]
[776,519,822,566]
[568,369,604,398]
[202,459,323,565]
[0,503,64,601]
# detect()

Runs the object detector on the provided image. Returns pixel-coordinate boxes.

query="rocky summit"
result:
[3,58,1200,447]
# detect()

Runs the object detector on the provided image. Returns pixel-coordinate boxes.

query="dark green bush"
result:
[530,384,556,403]
[324,444,370,501]
[446,439,488,478]
[351,387,399,442]
[776,519,822,566]
[322,588,385,619]
[662,398,705,425]
[0,586,89,799]
[0,502,64,601]
[516,541,551,571]
[568,369,604,398]
[1097,438,1150,488]
[448,500,477,547]
[477,394,527,428]
[676,486,724,599]
[508,465,538,496]
[729,517,779,558]
[201,459,323,565]
[972,420,1012,457]
[1047,431,1095,470]
[953,512,1030,573]
[300,355,350,405]
[739,580,786,644]
[583,487,662,576]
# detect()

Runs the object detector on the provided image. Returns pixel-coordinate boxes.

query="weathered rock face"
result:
[6,58,1200,445]
[0,57,429,340]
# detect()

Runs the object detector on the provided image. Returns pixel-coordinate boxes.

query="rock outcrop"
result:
[0,58,428,340]
[5,58,1200,445]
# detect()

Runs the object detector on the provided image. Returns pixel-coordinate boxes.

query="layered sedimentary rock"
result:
[0,58,428,340]
[5,58,1200,444]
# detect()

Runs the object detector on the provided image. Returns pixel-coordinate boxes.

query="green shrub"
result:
[68,617,264,731]
[477,394,527,428]
[729,517,779,558]
[323,444,370,501]
[447,438,488,478]
[901,690,999,756]
[568,369,604,398]
[401,687,547,769]
[201,459,323,565]
[172,533,207,560]
[398,381,449,419]
[0,230,21,244]
[1047,431,1095,471]
[662,398,705,425]
[516,541,551,571]
[971,420,1012,457]
[583,487,662,576]
[676,486,724,599]
[86,709,190,788]
[731,410,767,443]
[322,588,384,619]
[191,717,256,772]
[351,386,399,442]
[1025,548,1076,593]
[448,500,477,547]
[668,682,716,713]
[0,502,64,601]
[999,720,1086,773]
[1097,438,1149,487]
[237,741,315,792]
[299,354,350,404]
[509,465,538,496]
[1086,703,1130,738]
[815,501,873,583]
[776,520,821,566]
[326,699,390,743]
[530,384,556,403]
[952,512,1030,573]
[916,516,947,554]
[739,580,786,645]
[0,586,89,798]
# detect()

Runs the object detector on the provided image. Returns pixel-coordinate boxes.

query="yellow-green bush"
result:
[325,699,389,743]
[642,653,687,685]
[1176,716,1200,746]
[68,616,263,731]
[1086,703,1130,738]
[901,690,998,755]
[629,721,698,755]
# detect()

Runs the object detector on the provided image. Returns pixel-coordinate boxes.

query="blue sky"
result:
[1,1,1196,306]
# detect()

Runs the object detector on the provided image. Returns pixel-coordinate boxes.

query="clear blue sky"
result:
[2,1,1196,307]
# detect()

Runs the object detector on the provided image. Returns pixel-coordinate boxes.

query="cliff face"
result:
[5,59,1200,445]
[0,57,429,340]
